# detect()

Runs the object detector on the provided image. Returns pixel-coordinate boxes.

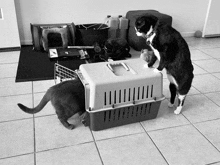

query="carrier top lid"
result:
[79,58,163,111]
[79,58,161,85]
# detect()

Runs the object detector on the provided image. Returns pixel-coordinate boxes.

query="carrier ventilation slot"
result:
[104,85,154,106]
[103,103,153,122]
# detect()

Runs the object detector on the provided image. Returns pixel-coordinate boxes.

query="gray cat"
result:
[18,79,86,129]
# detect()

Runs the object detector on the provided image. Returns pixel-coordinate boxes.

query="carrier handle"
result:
[121,62,129,71]
[107,62,137,75]
[107,62,130,72]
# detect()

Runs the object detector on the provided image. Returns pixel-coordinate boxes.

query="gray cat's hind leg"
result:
[59,117,75,130]
[80,112,89,127]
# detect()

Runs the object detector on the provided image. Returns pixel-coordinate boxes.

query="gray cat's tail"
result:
[17,89,51,114]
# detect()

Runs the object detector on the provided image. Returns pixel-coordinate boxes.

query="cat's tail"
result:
[17,89,52,114]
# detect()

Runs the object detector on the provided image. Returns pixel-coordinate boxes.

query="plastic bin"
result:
[75,24,109,46]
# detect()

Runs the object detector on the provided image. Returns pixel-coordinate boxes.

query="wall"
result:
[14,0,209,45]
[203,0,220,37]
[0,0,20,48]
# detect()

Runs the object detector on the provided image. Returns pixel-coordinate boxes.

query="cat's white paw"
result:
[168,102,174,108]
[144,64,148,68]
[153,68,161,73]
[174,107,182,115]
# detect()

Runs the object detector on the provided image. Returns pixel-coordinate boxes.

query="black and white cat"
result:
[18,79,86,129]
[135,15,194,114]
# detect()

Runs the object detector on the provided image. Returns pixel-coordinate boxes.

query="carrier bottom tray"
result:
[85,100,162,131]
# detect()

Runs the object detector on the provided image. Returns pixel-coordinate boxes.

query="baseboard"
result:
[180,32,195,38]
[0,46,21,52]
[20,39,32,45]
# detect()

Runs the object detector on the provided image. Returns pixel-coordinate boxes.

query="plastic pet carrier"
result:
[76,58,165,131]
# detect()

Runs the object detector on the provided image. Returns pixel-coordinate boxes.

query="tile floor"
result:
[1,37,220,165]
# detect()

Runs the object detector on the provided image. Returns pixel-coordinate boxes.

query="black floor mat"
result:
[15,46,86,82]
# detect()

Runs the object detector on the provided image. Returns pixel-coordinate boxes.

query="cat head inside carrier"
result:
[104,38,131,60]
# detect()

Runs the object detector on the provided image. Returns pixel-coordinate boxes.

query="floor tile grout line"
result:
[191,117,220,125]
[141,119,220,164]
[181,92,220,123]
[196,49,217,59]
[0,62,19,65]
[207,161,220,165]
[32,81,37,165]
[139,122,170,165]
[0,93,33,98]
[33,115,36,165]
[90,129,105,165]
[180,92,220,127]
[193,62,220,74]
[0,92,32,98]
[195,90,220,95]
[211,73,220,80]
[0,117,34,124]
[90,131,162,164]
[191,122,220,154]
[179,93,220,154]
[0,76,17,80]
[194,45,220,50]
[192,62,220,75]
[34,140,95,154]
[33,114,57,119]
[192,72,210,76]
[191,82,220,96]
[144,122,192,134]
[92,131,145,143]
[199,47,220,57]
[202,92,220,108]
[0,152,34,161]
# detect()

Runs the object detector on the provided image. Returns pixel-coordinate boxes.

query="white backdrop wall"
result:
[0,0,20,48]
[14,0,209,45]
